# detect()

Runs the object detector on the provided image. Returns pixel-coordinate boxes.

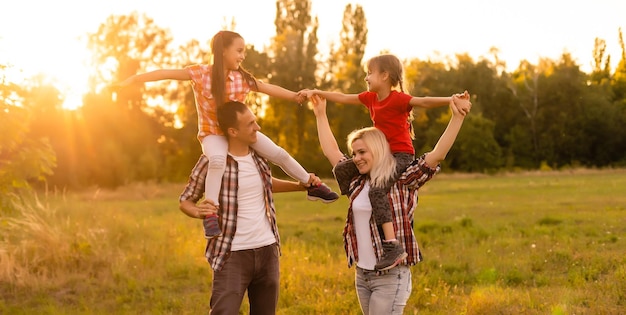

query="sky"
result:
[1,0,625,109]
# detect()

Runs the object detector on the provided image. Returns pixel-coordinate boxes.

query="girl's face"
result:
[364,66,386,93]
[351,139,374,174]
[223,37,246,71]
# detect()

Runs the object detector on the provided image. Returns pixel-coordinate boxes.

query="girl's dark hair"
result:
[210,30,258,108]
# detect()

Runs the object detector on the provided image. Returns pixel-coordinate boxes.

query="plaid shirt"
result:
[178,152,279,271]
[186,64,253,139]
[333,154,440,268]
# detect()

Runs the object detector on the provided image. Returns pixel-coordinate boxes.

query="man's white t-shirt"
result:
[229,153,276,251]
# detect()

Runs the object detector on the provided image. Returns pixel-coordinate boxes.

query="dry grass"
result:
[1,169,625,314]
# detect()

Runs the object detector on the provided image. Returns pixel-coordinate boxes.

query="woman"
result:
[300,54,470,271]
[310,93,470,314]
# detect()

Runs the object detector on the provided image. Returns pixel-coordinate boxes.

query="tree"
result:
[80,13,177,186]
[612,28,626,102]
[590,37,612,89]
[24,74,85,187]
[324,4,371,153]
[0,66,56,211]
[405,58,458,153]
[443,114,503,173]
[262,0,319,173]
[508,60,541,165]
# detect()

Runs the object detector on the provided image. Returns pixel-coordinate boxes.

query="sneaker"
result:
[203,214,221,238]
[307,183,339,203]
[375,240,408,271]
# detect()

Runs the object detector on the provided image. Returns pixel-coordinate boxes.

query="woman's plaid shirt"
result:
[178,152,279,271]
[333,154,440,268]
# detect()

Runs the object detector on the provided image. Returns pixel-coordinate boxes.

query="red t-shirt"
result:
[358,90,414,154]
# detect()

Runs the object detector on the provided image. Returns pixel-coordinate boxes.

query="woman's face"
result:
[223,37,246,71]
[351,139,374,174]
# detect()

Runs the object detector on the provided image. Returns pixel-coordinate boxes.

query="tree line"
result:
[1,0,626,206]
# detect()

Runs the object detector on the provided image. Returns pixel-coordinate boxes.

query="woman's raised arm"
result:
[310,95,345,167]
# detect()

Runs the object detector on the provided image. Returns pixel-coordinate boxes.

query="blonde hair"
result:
[366,54,415,139]
[347,127,397,189]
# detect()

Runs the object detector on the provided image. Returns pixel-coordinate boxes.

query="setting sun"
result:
[52,44,94,110]
[0,31,92,110]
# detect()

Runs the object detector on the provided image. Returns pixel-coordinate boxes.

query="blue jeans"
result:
[355,265,412,315]
[210,243,280,315]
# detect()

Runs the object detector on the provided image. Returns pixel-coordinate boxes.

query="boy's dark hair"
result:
[210,31,258,109]
[217,101,249,136]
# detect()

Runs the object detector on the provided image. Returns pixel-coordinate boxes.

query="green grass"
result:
[1,168,625,314]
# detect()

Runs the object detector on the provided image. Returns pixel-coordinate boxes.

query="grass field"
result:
[1,168,625,314]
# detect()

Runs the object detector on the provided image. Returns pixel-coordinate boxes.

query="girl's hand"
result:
[115,76,136,88]
[295,94,307,104]
[450,92,470,118]
[297,89,318,100]
[452,90,471,116]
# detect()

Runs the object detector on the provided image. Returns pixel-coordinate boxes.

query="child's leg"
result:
[371,153,415,270]
[252,132,338,203]
[201,135,228,206]
[393,153,415,175]
[369,187,395,240]
[371,152,415,240]
[250,132,310,184]
[332,158,359,195]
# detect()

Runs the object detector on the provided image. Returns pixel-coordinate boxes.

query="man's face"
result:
[231,108,260,145]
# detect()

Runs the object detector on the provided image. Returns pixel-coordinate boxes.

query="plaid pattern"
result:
[178,155,208,204]
[333,154,439,268]
[186,64,253,139]
[178,152,279,271]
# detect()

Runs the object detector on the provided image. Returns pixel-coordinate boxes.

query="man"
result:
[179,101,321,314]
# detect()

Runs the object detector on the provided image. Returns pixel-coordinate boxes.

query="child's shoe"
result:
[203,214,222,238]
[375,240,407,271]
[306,183,339,203]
